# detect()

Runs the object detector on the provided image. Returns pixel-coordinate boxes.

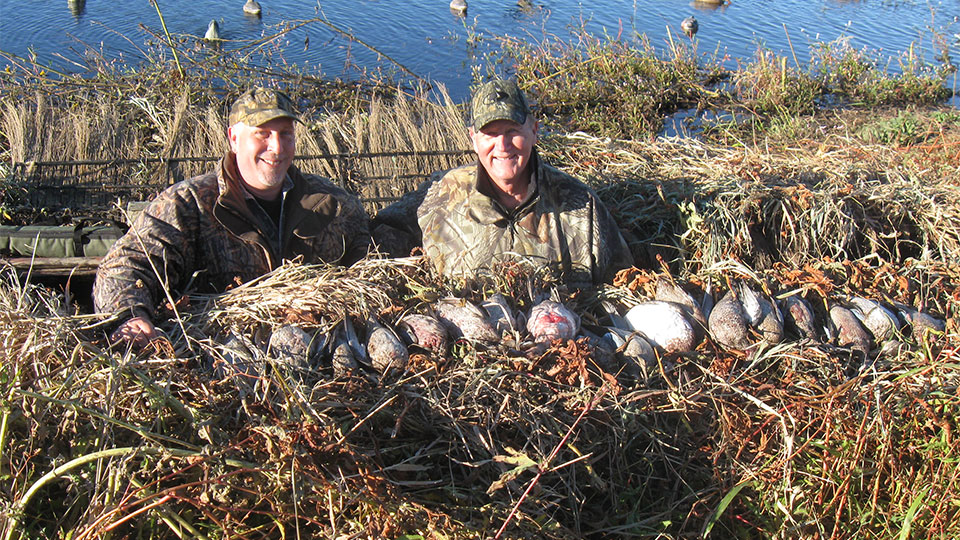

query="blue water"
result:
[1,0,958,101]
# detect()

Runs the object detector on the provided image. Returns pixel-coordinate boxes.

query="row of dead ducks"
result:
[248,278,947,381]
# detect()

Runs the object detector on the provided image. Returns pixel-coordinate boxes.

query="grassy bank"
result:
[1,29,959,539]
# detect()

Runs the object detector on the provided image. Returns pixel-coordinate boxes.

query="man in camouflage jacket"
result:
[94,88,370,345]
[373,79,632,285]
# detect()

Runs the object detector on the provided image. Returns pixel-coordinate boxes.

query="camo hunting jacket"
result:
[94,153,370,323]
[375,151,632,284]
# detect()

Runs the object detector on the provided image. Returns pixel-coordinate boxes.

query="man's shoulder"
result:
[425,162,477,200]
[537,160,600,204]
[144,171,219,211]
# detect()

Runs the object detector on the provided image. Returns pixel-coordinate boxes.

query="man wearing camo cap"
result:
[373,79,632,284]
[95,87,370,345]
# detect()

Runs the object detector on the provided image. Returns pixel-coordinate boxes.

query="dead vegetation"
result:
[1,255,958,539]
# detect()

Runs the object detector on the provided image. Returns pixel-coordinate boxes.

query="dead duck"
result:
[779,294,820,341]
[708,287,752,351]
[366,318,409,375]
[654,278,708,339]
[846,296,900,343]
[624,301,697,353]
[739,283,784,345]
[829,304,872,358]
[526,300,580,343]
[397,313,449,355]
[892,301,945,339]
[435,297,498,343]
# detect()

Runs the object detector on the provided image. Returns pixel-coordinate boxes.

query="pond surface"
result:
[1,0,958,101]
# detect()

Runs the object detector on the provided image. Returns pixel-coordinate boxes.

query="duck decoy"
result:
[243,0,262,16]
[450,0,467,15]
[681,16,698,39]
[204,20,221,41]
[67,0,86,17]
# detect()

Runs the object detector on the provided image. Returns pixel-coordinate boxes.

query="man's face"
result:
[470,118,538,189]
[228,117,296,198]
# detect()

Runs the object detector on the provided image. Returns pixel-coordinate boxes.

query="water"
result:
[1,0,958,101]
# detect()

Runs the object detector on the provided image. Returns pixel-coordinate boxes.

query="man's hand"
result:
[111,316,159,346]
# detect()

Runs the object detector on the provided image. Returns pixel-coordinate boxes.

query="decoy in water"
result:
[680,16,698,39]
[67,0,86,17]
[450,0,467,15]
[243,0,262,16]
[204,20,221,41]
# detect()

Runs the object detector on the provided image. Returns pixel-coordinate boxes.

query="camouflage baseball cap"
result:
[470,79,529,129]
[228,87,300,127]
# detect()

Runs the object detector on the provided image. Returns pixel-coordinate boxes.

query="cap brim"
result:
[246,110,302,127]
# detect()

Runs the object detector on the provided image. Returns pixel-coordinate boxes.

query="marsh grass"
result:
[500,31,713,138]
[1,256,958,539]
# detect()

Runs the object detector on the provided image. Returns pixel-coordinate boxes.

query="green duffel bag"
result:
[0,223,125,258]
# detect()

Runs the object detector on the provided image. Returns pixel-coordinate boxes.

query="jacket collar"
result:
[467,149,542,225]
[212,152,338,263]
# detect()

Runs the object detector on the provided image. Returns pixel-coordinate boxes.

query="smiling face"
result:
[227,117,296,199]
[470,117,538,195]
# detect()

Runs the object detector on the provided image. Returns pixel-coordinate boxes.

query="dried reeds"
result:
[2,254,958,538]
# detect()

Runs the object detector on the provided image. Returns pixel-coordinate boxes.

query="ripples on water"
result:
[0,0,957,100]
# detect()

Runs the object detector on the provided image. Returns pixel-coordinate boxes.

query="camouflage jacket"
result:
[94,153,370,323]
[374,151,632,284]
